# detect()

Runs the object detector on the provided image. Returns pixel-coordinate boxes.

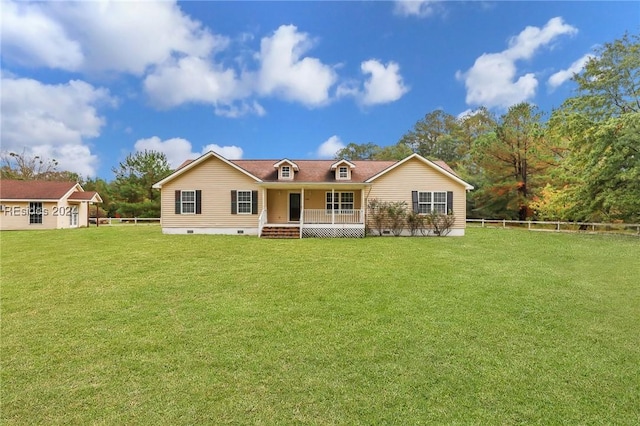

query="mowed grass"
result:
[1,227,639,424]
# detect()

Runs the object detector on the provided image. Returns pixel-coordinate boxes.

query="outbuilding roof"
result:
[0,180,78,200]
[0,180,102,202]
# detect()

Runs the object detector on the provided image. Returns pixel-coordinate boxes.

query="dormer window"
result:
[331,159,355,181]
[274,159,299,181]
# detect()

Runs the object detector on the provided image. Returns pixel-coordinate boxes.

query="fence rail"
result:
[467,218,640,236]
[90,217,160,226]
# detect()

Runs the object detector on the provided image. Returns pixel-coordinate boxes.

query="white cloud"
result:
[0,0,219,75]
[144,56,245,109]
[0,76,113,177]
[393,1,440,18]
[548,53,594,90]
[214,101,266,118]
[360,60,409,106]
[134,136,243,168]
[1,1,83,70]
[256,25,337,107]
[316,135,345,159]
[201,144,244,160]
[457,17,578,109]
[2,2,404,115]
[504,17,578,60]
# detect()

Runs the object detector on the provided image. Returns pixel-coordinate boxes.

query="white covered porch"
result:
[258,185,367,238]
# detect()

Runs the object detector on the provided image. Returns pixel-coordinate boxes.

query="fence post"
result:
[528,221,531,230]
[134,217,138,225]
[556,221,560,232]
[503,219,506,228]
[482,218,485,227]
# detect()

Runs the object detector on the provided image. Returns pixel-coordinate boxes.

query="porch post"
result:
[262,187,267,219]
[361,188,365,224]
[331,188,335,225]
[300,188,305,226]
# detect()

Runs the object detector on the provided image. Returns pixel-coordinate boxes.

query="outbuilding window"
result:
[29,202,43,224]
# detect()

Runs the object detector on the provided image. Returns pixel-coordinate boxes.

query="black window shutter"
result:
[175,190,181,214]
[195,190,202,214]
[447,191,453,214]
[231,190,237,214]
[411,191,418,212]
[251,190,258,214]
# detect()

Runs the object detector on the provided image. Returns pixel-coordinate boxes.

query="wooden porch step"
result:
[260,226,300,239]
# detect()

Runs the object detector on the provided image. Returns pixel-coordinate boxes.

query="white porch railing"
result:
[302,209,364,224]
[258,209,267,236]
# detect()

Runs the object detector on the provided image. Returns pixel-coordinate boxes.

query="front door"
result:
[289,193,301,222]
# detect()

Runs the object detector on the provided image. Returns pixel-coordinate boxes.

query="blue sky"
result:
[1,1,638,179]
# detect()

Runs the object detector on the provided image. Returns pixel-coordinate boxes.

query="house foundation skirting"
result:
[301,224,365,238]
[162,227,258,235]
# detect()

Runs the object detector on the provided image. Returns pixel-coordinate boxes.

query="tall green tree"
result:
[569,33,639,119]
[551,33,640,221]
[335,143,381,160]
[398,110,464,165]
[335,142,413,161]
[111,150,172,218]
[471,103,553,220]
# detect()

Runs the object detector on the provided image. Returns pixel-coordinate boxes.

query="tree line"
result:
[2,34,637,222]
[336,33,639,223]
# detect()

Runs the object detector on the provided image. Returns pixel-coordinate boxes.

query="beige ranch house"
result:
[152,151,473,238]
[0,180,102,231]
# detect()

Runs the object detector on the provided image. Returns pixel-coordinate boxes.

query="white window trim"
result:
[326,191,355,213]
[237,190,252,215]
[336,166,350,180]
[279,165,294,180]
[418,191,447,214]
[181,190,196,214]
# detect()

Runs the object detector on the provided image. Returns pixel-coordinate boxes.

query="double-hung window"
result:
[418,192,431,214]
[338,166,349,179]
[417,191,447,214]
[29,202,43,224]
[175,190,201,214]
[281,166,291,179]
[326,192,354,213]
[432,192,447,214]
[237,190,252,214]
[181,190,196,214]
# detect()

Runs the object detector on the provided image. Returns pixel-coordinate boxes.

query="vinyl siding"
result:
[160,157,262,228]
[266,189,288,223]
[366,157,468,229]
[0,201,59,230]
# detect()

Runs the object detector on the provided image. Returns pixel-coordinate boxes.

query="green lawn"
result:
[2,227,639,424]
